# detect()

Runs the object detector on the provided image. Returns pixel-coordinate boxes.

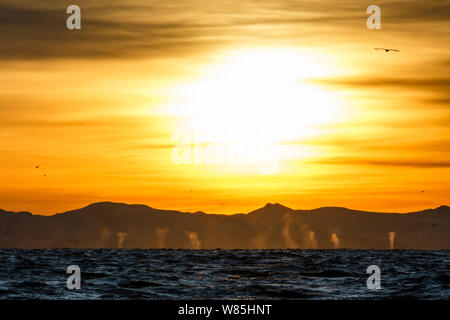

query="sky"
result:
[0,0,449,215]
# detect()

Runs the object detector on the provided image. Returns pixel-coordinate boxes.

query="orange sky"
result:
[0,0,449,215]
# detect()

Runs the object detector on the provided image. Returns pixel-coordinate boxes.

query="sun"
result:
[167,47,345,172]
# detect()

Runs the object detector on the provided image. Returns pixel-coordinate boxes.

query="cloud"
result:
[311,75,450,110]
[294,135,450,153]
[0,0,448,60]
[312,157,450,168]
[312,77,450,92]
[0,2,228,60]
[0,116,162,129]
[379,0,450,23]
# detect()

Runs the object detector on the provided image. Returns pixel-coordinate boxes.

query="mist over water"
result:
[156,227,169,248]
[307,231,318,249]
[116,233,127,249]
[2,202,448,250]
[331,233,340,249]
[282,214,297,248]
[185,231,201,249]
[389,232,396,250]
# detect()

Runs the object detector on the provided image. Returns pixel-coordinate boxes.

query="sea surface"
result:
[0,249,448,299]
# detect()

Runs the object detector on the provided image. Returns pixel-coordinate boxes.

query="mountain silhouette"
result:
[0,202,449,249]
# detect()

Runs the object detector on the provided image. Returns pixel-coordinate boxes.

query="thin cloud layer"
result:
[0,0,448,60]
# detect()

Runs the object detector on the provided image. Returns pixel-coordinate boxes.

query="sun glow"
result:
[168,48,345,172]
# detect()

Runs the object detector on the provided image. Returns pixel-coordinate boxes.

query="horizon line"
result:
[1,201,448,217]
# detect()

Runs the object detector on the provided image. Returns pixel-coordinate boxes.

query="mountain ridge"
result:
[0,202,449,249]
[1,201,448,217]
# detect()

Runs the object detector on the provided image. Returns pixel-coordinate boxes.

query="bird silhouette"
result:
[375,48,400,52]
[35,165,39,168]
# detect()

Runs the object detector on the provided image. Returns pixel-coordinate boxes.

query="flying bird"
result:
[35,165,39,168]
[375,48,400,52]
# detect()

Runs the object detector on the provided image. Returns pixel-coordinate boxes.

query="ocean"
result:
[0,249,448,299]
